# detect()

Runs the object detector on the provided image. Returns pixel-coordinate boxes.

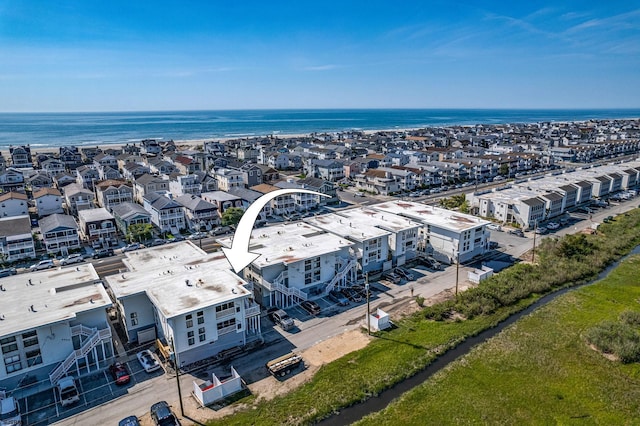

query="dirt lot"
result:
[182,294,454,424]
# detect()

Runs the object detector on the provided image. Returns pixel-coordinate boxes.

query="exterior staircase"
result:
[49,325,112,385]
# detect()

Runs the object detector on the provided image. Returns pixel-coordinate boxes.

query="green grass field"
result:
[356,255,640,425]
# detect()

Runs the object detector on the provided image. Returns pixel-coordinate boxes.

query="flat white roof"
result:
[0,264,110,336]
[339,207,422,233]
[373,200,490,231]
[120,240,208,273]
[106,242,251,318]
[218,222,354,268]
[306,213,390,242]
[78,207,114,222]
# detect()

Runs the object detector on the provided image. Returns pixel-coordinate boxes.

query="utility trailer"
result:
[266,353,303,378]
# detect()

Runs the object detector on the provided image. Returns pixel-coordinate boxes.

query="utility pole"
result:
[170,337,185,417]
[365,272,371,336]
[455,252,460,298]
[532,220,538,263]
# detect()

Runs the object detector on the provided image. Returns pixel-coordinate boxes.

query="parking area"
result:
[14,357,165,425]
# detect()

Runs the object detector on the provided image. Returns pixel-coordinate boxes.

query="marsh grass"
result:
[355,255,640,425]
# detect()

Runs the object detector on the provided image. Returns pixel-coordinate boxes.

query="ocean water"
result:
[1,109,639,150]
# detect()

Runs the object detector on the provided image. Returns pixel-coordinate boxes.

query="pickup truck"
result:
[266,353,303,377]
[57,376,80,407]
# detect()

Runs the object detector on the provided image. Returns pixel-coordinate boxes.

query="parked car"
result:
[29,259,55,271]
[123,242,142,252]
[341,287,363,303]
[486,223,502,231]
[300,300,321,315]
[56,376,80,407]
[353,192,365,198]
[187,232,206,240]
[546,222,560,230]
[137,349,161,373]
[109,362,131,385]
[0,268,17,278]
[535,227,548,234]
[60,253,84,266]
[394,267,414,280]
[150,239,166,246]
[328,290,350,306]
[488,241,499,249]
[508,229,525,237]
[119,416,141,426]
[266,307,280,322]
[271,309,294,331]
[604,215,614,223]
[382,272,401,284]
[210,226,232,236]
[0,389,20,426]
[150,401,180,426]
[93,248,114,259]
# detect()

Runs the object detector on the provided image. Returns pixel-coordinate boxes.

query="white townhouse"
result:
[77,208,118,247]
[0,264,112,388]
[0,192,28,218]
[94,179,134,211]
[250,184,296,216]
[376,167,417,191]
[0,168,25,193]
[336,207,421,268]
[468,188,546,230]
[169,174,202,197]
[143,192,186,234]
[214,168,245,192]
[219,222,357,308]
[373,201,490,264]
[306,213,392,275]
[111,202,152,236]
[0,216,35,262]
[33,187,64,217]
[63,183,96,215]
[104,242,261,365]
[39,213,81,255]
[175,194,219,231]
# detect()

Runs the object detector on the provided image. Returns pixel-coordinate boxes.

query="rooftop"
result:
[218,222,354,268]
[105,242,251,318]
[78,207,114,222]
[373,200,490,231]
[0,264,109,336]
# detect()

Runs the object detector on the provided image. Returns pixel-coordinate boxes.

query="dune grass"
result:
[356,255,640,425]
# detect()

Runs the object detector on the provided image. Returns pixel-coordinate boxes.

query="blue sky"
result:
[0,1,639,112]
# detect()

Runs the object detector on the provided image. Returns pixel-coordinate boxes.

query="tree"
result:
[221,207,244,227]
[499,164,510,176]
[127,223,154,243]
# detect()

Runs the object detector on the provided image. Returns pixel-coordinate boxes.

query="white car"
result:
[546,222,560,230]
[60,253,84,266]
[137,349,161,373]
[29,259,55,271]
[486,224,502,231]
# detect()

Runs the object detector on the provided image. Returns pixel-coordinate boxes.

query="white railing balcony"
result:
[216,307,236,319]
[217,325,236,336]
[245,304,260,317]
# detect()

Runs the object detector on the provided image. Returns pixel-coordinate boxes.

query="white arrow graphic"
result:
[223,188,329,272]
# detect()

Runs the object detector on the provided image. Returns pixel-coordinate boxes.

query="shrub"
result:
[620,310,640,326]
[585,321,640,363]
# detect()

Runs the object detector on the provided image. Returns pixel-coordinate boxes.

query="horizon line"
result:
[2,107,640,114]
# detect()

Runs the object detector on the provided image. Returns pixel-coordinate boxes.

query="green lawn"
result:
[356,255,640,425]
